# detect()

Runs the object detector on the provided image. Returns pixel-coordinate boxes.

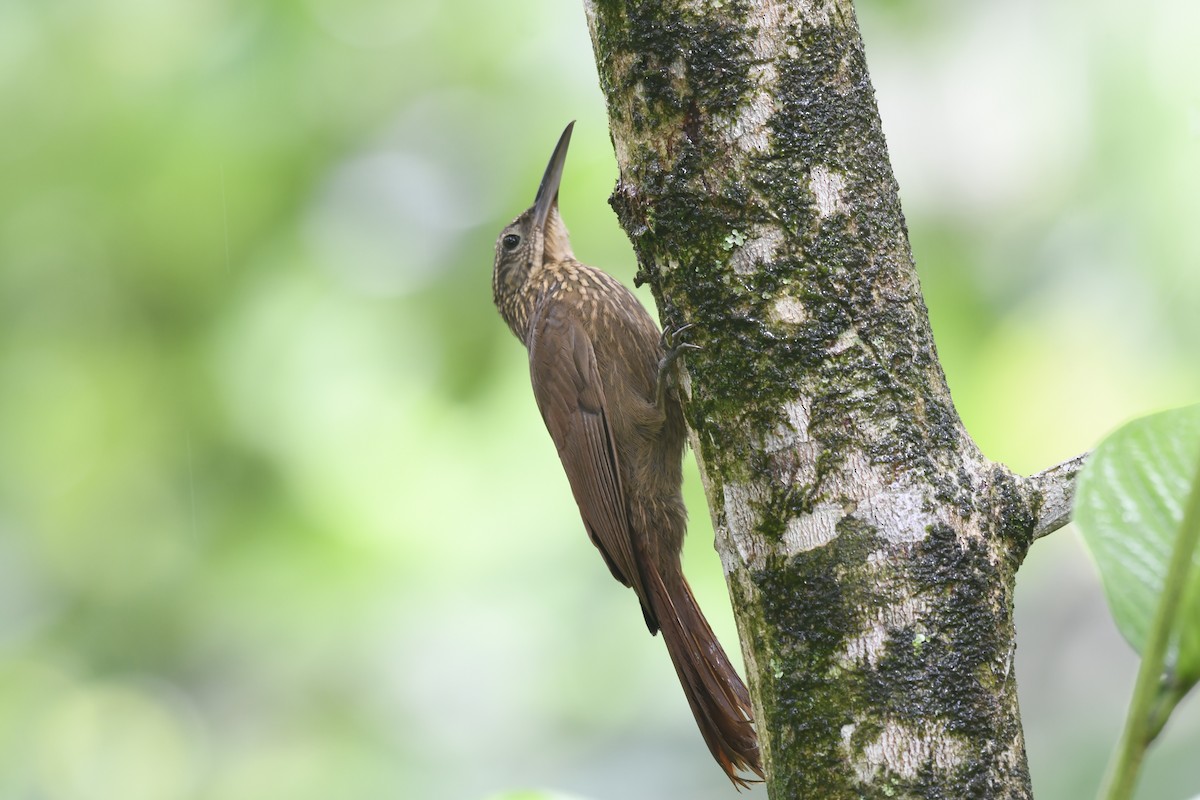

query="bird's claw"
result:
[656,323,700,414]
[660,322,702,360]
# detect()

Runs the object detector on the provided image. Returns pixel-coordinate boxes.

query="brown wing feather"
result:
[527,303,654,623]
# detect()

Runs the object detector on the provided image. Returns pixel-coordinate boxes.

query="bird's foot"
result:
[660,322,700,355]
[656,323,701,412]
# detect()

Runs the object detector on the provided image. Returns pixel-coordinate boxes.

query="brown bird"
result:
[491,122,762,787]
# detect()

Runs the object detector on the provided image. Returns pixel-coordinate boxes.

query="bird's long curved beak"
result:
[532,121,574,230]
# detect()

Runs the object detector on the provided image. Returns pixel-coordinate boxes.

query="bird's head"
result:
[492,121,576,304]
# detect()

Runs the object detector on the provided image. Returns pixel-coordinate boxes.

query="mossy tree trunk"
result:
[582,0,1084,796]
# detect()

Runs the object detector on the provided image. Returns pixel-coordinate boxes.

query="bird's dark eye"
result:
[502,234,521,251]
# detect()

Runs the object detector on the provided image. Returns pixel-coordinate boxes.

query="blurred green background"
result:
[0,0,1197,798]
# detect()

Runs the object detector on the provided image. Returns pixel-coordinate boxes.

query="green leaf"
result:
[1074,404,1200,687]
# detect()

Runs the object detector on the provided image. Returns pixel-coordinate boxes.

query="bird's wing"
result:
[527,302,653,622]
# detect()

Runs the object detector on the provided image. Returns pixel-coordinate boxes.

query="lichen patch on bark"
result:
[843,719,971,784]
[811,165,850,217]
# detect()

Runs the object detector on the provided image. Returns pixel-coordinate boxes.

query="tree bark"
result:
[582,0,1082,796]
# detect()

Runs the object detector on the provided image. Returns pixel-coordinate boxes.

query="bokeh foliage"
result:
[0,0,1196,798]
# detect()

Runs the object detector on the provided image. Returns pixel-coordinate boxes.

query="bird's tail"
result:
[650,568,763,788]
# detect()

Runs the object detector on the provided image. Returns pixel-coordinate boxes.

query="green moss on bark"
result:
[867,523,1029,797]
[734,519,1031,799]
[592,0,753,133]
[601,5,962,502]
[747,519,883,797]
[587,0,1038,796]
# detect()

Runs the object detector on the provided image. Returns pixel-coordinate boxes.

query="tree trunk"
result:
[582,0,1082,796]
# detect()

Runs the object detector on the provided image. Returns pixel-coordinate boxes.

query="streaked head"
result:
[492,122,576,308]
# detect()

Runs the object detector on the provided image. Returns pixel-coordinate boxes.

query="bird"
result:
[491,121,763,787]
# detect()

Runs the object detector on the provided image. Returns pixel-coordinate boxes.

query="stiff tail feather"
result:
[650,569,764,788]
